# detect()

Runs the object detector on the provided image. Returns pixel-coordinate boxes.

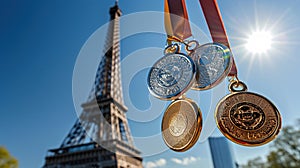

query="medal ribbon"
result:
[199,0,237,76]
[164,0,192,42]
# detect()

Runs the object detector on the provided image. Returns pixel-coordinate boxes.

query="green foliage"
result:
[243,120,300,168]
[242,157,266,168]
[0,146,18,168]
[267,126,300,168]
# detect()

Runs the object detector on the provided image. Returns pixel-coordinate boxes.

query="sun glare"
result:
[246,30,273,54]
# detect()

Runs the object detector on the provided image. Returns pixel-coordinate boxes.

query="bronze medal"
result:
[162,97,202,151]
[215,81,281,146]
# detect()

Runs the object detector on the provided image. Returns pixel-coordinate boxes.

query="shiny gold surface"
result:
[162,98,202,152]
[215,83,281,146]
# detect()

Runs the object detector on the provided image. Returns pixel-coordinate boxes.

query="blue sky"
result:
[1,0,300,168]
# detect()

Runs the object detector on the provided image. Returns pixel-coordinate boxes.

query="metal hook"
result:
[167,36,190,47]
[229,80,248,93]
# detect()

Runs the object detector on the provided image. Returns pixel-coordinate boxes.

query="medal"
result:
[187,41,233,90]
[148,44,196,100]
[156,0,283,151]
[162,97,202,151]
[215,80,281,146]
[198,0,282,146]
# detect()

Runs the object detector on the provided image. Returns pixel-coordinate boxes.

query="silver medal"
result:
[188,42,233,90]
[148,44,196,100]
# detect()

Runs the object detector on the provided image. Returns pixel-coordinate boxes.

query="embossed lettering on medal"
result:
[193,0,282,147]
[215,81,281,146]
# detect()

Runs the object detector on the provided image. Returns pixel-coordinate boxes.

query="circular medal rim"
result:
[147,53,196,100]
[215,91,282,147]
[161,98,202,152]
[190,42,233,91]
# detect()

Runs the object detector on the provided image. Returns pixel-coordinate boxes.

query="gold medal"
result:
[162,97,202,152]
[215,81,281,146]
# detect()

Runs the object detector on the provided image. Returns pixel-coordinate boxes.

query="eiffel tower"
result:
[43,2,143,168]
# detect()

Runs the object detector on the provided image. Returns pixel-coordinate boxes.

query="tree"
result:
[0,146,18,168]
[242,156,266,168]
[243,119,300,168]
[267,151,285,168]
[266,125,300,168]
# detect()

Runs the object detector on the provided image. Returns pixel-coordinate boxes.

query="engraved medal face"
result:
[230,102,265,130]
[162,98,202,152]
[148,53,195,100]
[190,43,232,90]
[169,113,187,136]
[215,92,281,146]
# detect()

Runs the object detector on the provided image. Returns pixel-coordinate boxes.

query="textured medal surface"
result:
[148,53,195,100]
[162,99,202,152]
[190,43,232,90]
[215,92,281,146]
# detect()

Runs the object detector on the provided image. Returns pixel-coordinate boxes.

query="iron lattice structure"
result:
[43,3,143,168]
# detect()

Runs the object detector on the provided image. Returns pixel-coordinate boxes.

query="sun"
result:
[246,30,273,54]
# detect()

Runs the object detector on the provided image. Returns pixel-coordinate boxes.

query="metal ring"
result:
[164,43,180,55]
[229,80,248,92]
[185,40,199,52]
[227,75,239,83]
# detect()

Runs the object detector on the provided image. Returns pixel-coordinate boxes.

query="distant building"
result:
[208,137,238,168]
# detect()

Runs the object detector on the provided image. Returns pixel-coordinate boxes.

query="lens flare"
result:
[246,31,273,54]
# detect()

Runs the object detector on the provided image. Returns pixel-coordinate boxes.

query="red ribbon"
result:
[199,0,237,76]
[164,0,192,41]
